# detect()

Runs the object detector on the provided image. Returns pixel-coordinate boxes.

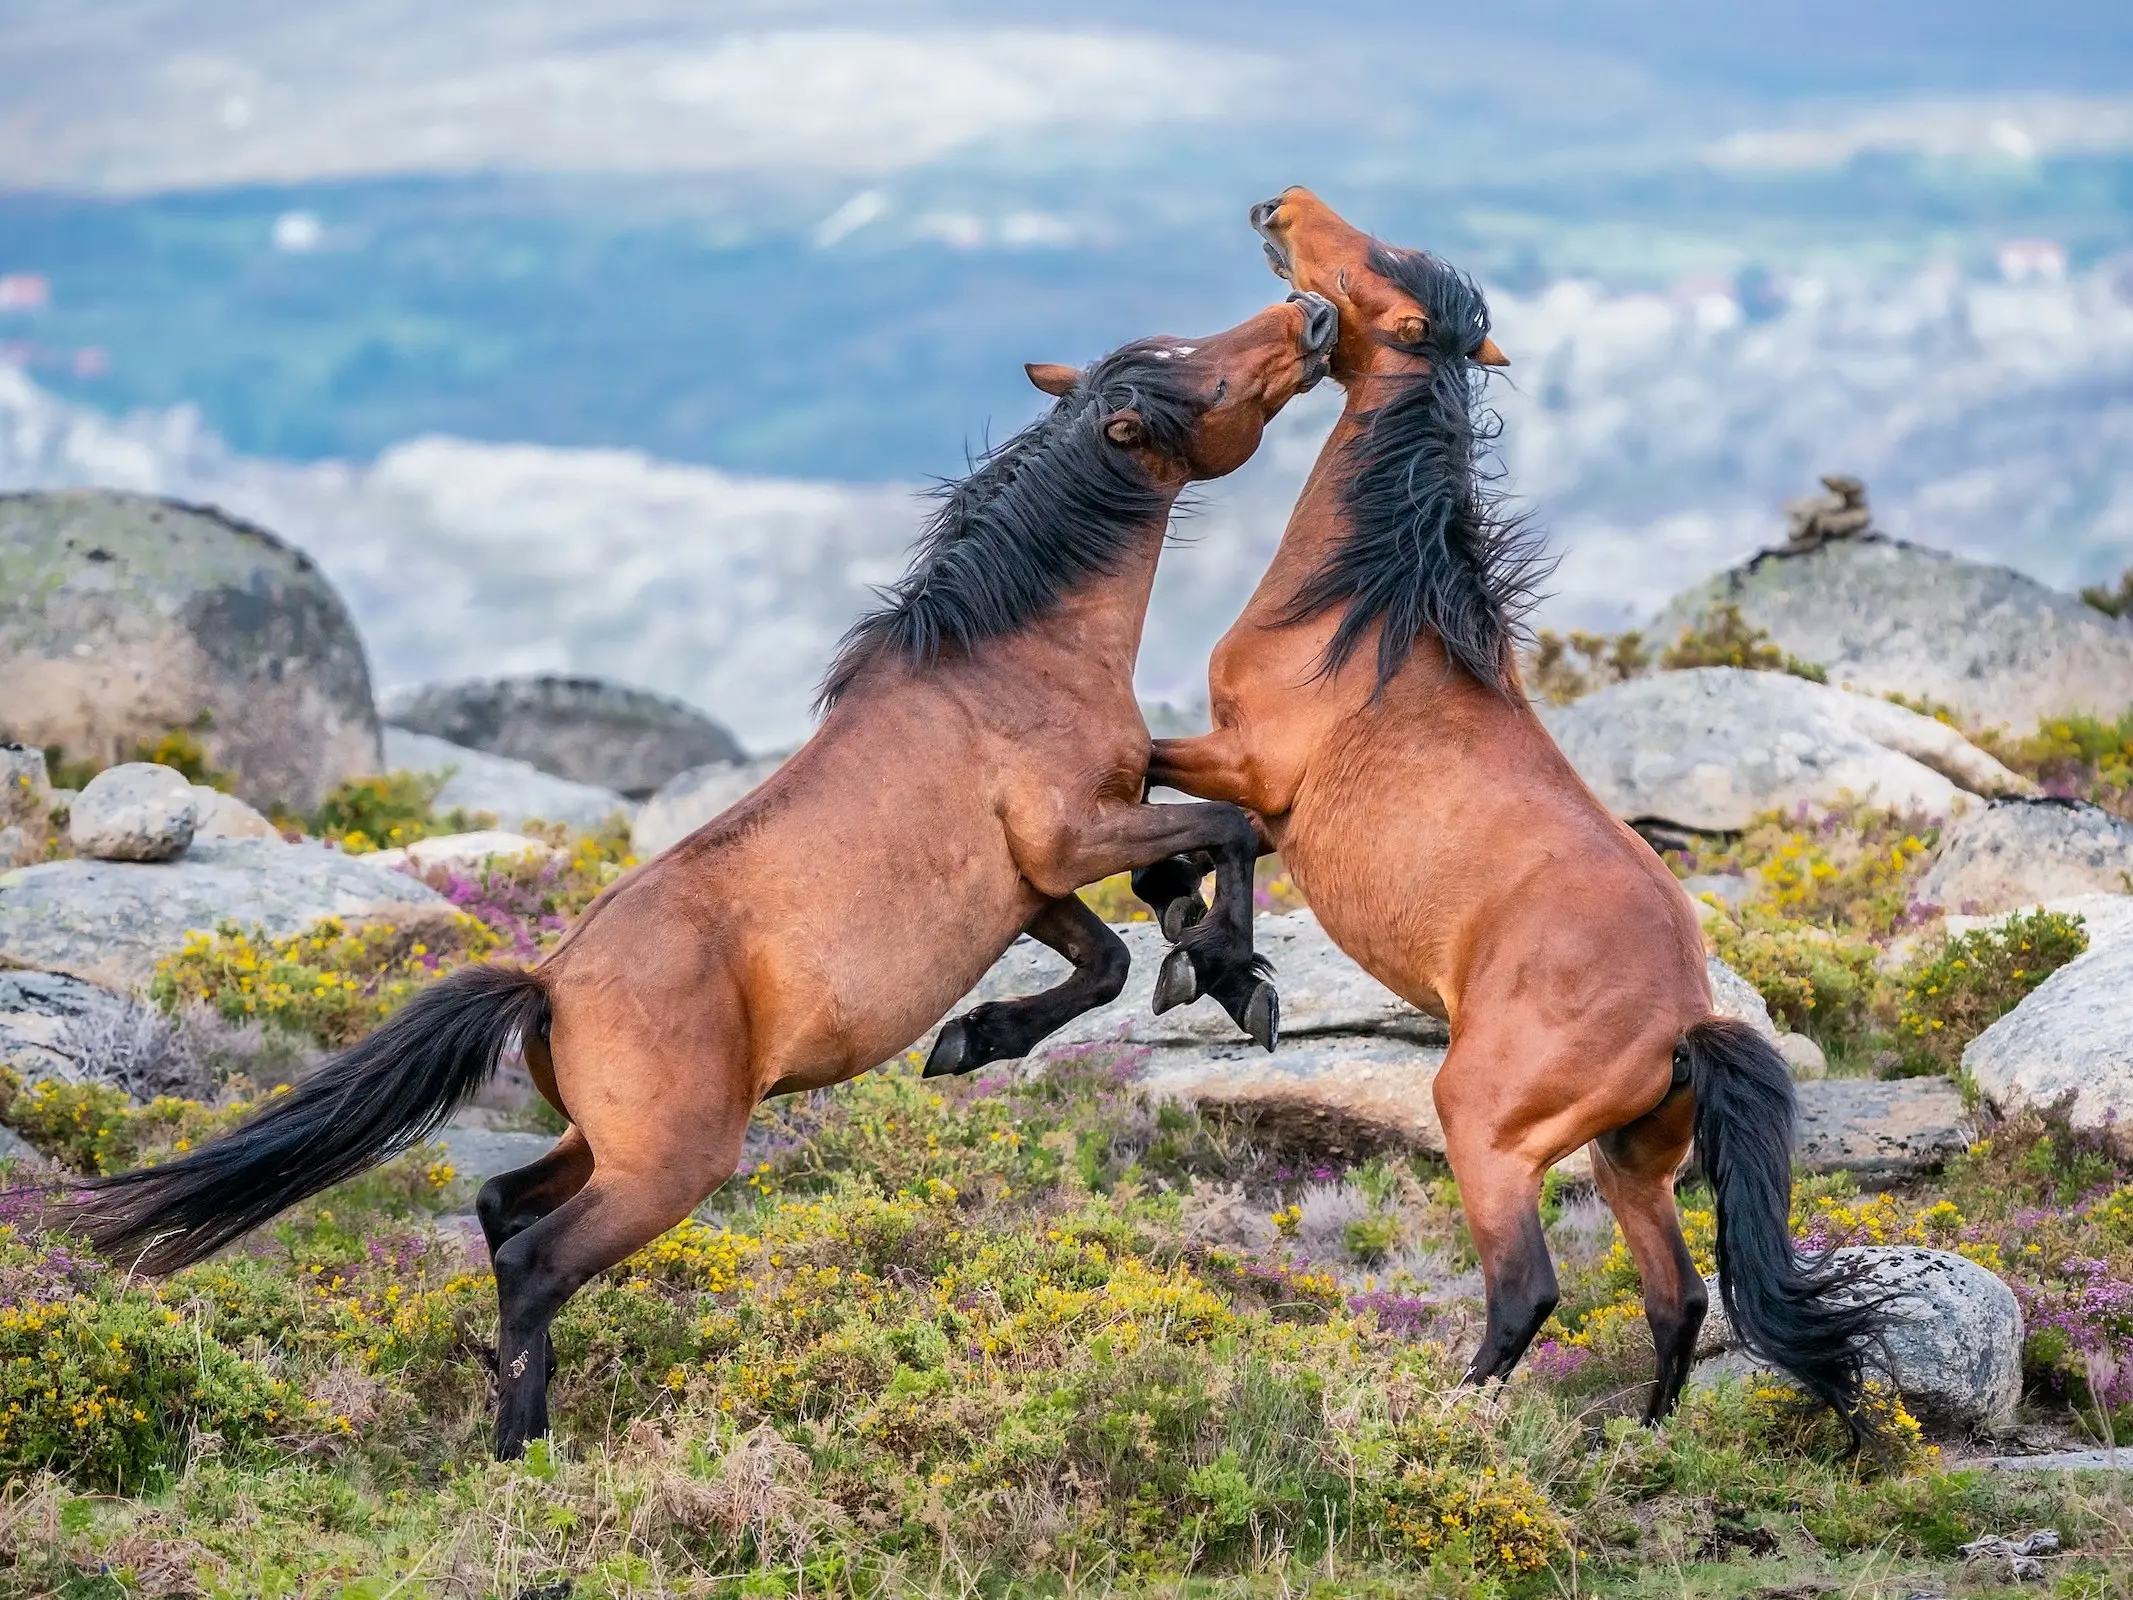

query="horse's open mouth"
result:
[1249,197,1295,280]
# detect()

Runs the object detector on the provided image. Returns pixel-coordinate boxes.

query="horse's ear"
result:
[1473,336,1510,368]
[1025,362,1080,397]
[1392,313,1429,345]
[1103,410,1145,446]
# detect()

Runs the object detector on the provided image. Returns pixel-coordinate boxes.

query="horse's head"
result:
[1020,292,1338,487]
[1249,188,1508,385]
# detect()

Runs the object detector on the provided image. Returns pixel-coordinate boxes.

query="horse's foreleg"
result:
[1146,732,1254,804]
[925,896,1129,1078]
[1026,799,1276,1051]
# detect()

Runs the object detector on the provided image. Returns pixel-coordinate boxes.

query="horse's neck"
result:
[1248,405,1366,614]
[1039,508,1175,682]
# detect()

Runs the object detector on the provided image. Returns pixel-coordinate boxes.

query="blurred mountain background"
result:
[3,0,2130,746]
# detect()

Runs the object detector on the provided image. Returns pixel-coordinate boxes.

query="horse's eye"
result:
[1211,378,1228,403]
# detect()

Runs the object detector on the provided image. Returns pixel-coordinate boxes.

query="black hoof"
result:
[1153,945,1199,1015]
[1159,893,1207,944]
[924,1019,972,1078]
[1242,980,1280,1053]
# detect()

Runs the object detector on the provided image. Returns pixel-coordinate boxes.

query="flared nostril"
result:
[1290,291,1338,353]
[1249,198,1283,233]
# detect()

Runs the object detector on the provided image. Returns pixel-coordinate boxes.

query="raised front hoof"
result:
[1159,893,1208,944]
[1152,945,1200,1015]
[924,1018,976,1078]
[1239,979,1279,1053]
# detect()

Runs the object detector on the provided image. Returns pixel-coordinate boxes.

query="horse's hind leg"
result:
[926,896,1128,1078]
[490,1014,755,1459]
[1591,1083,1706,1423]
[475,1125,593,1259]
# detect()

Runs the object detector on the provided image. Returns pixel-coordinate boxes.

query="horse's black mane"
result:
[1281,242,1547,695]
[817,340,1207,708]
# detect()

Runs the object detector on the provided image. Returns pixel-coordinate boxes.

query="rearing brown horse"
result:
[1135,191,1884,1429]
[66,293,1339,1458]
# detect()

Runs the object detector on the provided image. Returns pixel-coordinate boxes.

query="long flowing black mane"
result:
[1282,244,1547,694]
[818,341,1207,708]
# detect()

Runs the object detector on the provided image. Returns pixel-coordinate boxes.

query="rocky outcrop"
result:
[383,675,742,799]
[0,491,382,811]
[380,728,630,835]
[1700,1246,2023,1435]
[1538,667,2032,832]
[1652,538,2133,731]
[67,762,196,862]
[1965,916,2133,1156]
[631,754,790,858]
[0,837,444,990]
[1917,799,2133,916]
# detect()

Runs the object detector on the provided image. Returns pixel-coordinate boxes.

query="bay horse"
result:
[1133,190,1884,1430]
[67,293,1340,1458]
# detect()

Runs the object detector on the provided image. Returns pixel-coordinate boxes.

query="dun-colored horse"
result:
[1134,191,1885,1429]
[68,293,1340,1458]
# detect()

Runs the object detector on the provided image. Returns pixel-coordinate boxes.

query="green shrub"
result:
[1976,710,2133,820]
[0,1237,288,1492]
[2081,566,2133,619]
[0,1067,252,1176]
[1896,908,2088,1075]
[1703,906,1884,1043]
[134,724,233,792]
[1659,602,1826,682]
[149,914,502,1048]
[1525,627,1652,704]
[299,769,494,852]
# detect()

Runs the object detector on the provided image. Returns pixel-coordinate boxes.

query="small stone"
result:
[1777,1031,1828,1080]
[436,1128,562,1190]
[67,762,197,862]
[0,1123,48,1169]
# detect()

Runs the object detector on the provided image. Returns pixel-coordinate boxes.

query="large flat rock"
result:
[0,836,445,990]
[948,912,1801,1168]
[1537,667,2030,833]
[1792,1076,1970,1186]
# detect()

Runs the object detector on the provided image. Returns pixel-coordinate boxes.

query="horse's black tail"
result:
[1682,1016,1889,1435]
[70,962,548,1274]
